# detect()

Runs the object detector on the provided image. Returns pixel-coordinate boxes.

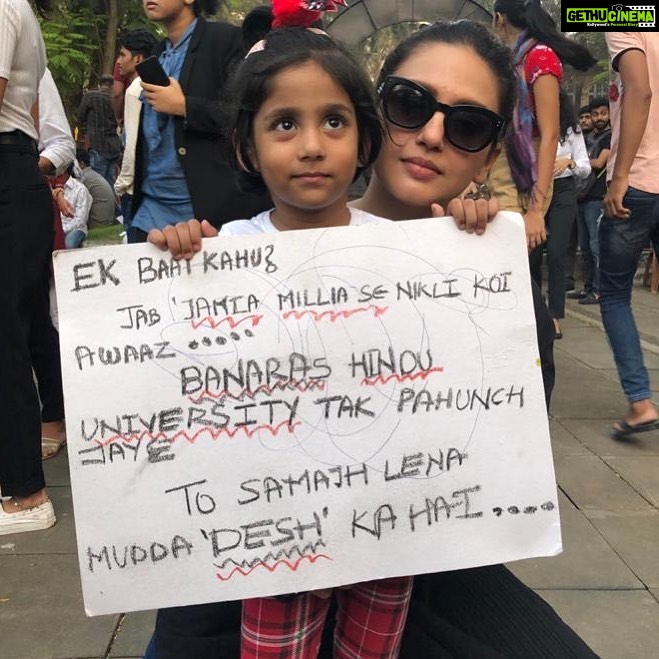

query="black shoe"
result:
[567,289,588,300]
[579,292,600,305]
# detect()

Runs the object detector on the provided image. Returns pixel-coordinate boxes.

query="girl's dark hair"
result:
[558,89,579,141]
[228,28,382,190]
[493,0,596,71]
[193,0,218,17]
[377,20,517,127]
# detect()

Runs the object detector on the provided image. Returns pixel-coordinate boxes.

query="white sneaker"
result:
[0,499,56,535]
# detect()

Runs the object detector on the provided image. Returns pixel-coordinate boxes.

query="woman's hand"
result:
[432,196,499,235]
[553,157,572,176]
[148,219,218,260]
[524,206,547,251]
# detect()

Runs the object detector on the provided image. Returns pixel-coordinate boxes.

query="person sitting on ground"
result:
[77,148,117,229]
[51,163,93,248]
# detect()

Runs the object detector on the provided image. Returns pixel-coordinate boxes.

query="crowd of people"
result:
[0,0,657,657]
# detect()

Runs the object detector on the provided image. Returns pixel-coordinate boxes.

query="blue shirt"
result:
[132,19,197,233]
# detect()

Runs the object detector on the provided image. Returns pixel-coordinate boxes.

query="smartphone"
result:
[136,56,170,86]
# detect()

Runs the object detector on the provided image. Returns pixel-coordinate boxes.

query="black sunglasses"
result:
[378,76,506,153]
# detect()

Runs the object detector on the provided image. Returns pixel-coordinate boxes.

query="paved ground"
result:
[1,278,658,659]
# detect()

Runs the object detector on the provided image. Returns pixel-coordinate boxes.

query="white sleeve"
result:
[0,0,19,80]
[38,68,76,174]
[114,78,142,196]
[570,130,592,179]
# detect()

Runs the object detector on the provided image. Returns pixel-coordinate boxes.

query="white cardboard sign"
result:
[53,213,561,616]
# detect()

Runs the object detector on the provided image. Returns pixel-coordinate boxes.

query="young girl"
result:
[155,26,411,658]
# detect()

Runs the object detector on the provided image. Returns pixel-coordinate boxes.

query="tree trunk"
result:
[102,0,121,74]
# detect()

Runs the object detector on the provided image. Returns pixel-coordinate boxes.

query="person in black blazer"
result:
[131,0,270,242]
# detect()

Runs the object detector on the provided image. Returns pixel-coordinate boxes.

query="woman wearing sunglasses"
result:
[354,22,509,225]
[354,20,555,412]
[490,0,596,252]
[354,23,594,656]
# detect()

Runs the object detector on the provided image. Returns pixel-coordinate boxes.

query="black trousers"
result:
[29,272,64,423]
[0,143,54,497]
[530,177,578,319]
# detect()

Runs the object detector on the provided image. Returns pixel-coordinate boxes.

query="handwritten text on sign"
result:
[53,214,561,616]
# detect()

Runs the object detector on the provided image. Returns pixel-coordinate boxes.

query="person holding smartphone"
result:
[130,0,270,243]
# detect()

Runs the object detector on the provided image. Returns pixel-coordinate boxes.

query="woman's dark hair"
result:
[376,20,517,127]
[192,0,218,17]
[558,89,579,142]
[228,28,382,190]
[493,0,596,71]
[120,28,158,58]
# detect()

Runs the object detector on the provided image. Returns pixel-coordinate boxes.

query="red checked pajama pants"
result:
[241,576,413,658]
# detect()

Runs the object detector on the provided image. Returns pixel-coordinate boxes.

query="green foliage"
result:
[216,0,266,23]
[40,0,161,123]
[39,5,98,124]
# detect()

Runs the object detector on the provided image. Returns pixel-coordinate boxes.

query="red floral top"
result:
[523,44,563,133]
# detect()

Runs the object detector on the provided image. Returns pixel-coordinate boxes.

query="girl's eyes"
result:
[274,118,296,132]
[271,115,347,132]
[324,115,346,130]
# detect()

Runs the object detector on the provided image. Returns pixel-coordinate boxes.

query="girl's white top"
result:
[219,207,388,236]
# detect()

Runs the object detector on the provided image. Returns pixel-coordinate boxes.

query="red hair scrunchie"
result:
[271,0,346,29]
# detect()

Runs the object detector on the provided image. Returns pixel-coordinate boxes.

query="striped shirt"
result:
[77,88,121,156]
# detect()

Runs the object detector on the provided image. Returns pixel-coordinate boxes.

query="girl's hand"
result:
[148,219,218,260]
[524,207,547,251]
[432,196,499,235]
[141,78,186,116]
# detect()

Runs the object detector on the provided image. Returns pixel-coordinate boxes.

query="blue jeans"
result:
[576,199,602,293]
[89,149,119,189]
[64,229,86,249]
[143,635,156,659]
[599,187,659,402]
